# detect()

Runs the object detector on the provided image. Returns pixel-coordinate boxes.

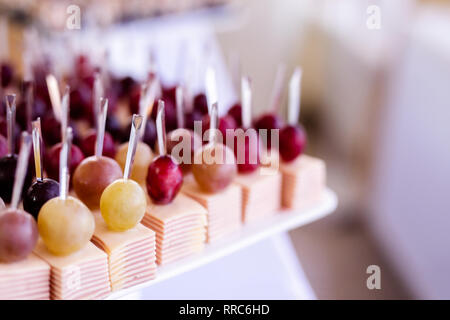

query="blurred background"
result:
[1,0,449,299]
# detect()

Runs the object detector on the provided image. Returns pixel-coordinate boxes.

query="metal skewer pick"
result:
[5,94,16,156]
[32,118,43,181]
[95,98,108,158]
[124,114,143,181]
[59,127,73,200]
[269,63,286,113]
[176,86,185,129]
[205,66,218,115]
[241,76,252,129]
[209,102,218,144]
[156,100,166,156]
[11,132,32,210]
[288,67,302,126]
[60,86,70,143]
[46,74,62,122]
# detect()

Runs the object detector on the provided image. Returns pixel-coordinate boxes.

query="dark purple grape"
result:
[0,134,7,158]
[74,54,95,80]
[105,114,123,142]
[16,98,47,131]
[141,119,157,149]
[185,110,204,131]
[193,93,208,115]
[122,118,157,149]
[41,116,81,147]
[162,86,177,104]
[0,154,33,203]
[70,84,93,121]
[0,117,20,146]
[0,100,5,116]
[150,98,177,132]
[41,116,61,146]
[128,85,141,115]
[1,63,14,88]
[23,179,60,220]
[117,76,136,98]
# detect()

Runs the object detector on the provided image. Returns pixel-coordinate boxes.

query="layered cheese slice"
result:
[34,239,111,300]
[280,155,326,210]
[233,168,282,223]
[0,253,50,300]
[91,212,157,291]
[182,175,242,243]
[143,193,207,265]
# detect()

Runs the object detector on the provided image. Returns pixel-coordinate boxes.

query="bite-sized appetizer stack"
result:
[278,68,326,209]
[183,103,242,242]
[256,67,326,210]
[231,77,282,223]
[0,95,33,203]
[93,114,156,290]
[92,215,156,291]
[33,92,110,300]
[142,101,207,264]
[249,65,286,169]
[0,104,49,299]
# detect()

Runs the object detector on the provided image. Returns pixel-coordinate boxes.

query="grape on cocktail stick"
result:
[0,95,32,203]
[163,86,201,173]
[146,100,183,204]
[73,98,122,209]
[279,67,307,162]
[23,118,59,219]
[253,64,286,149]
[100,114,147,231]
[234,76,259,174]
[0,132,38,262]
[45,86,85,182]
[38,127,95,256]
[115,82,156,185]
[192,103,237,193]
